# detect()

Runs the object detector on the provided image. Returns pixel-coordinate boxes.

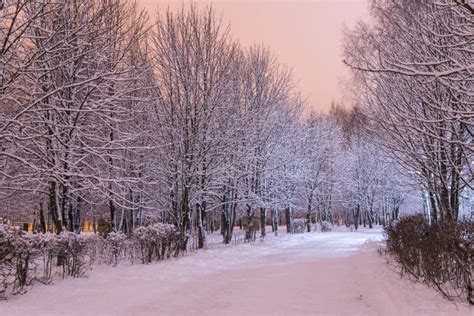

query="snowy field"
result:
[0,228,471,316]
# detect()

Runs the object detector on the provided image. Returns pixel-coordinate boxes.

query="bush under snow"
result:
[0,223,181,299]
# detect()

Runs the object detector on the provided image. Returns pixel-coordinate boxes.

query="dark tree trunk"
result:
[285,207,292,233]
[49,181,62,234]
[60,182,69,232]
[221,210,226,237]
[429,190,438,223]
[260,207,266,238]
[382,204,387,228]
[68,203,74,232]
[197,201,207,249]
[392,206,400,221]
[306,207,311,232]
[74,196,82,233]
[353,205,360,230]
[129,208,134,235]
[229,202,237,242]
[109,198,116,232]
[39,202,47,234]
[179,187,190,251]
[272,209,279,235]
[221,190,237,244]
[245,204,254,241]
[121,210,128,235]
[222,214,234,244]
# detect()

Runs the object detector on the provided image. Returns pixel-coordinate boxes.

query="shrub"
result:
[0,222,183,299]
[104,232,126,266]
[309,223,320,232]
[321,221,333,232]
[291,219,307,234]
[55,232,91,278]
[0,226,61,296]
[385,214,473,305]
[132,223,180,264]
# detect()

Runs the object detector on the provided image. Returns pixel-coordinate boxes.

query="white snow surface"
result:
[190,228,385,270]
[1,227,471,316]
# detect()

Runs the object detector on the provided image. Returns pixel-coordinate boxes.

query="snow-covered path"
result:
[0,229,471,315]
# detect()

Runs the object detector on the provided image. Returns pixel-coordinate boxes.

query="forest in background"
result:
[0,1,428,248]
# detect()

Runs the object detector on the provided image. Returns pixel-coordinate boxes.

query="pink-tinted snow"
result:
[0,228,471,315]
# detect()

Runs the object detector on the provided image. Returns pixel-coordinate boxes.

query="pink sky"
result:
[137,0,369,113]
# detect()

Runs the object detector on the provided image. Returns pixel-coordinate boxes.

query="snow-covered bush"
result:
[55,232,91,278]
[0,225,50,296]
[0,225,97,297]
[84,234,106,265]
[291,219,307,234]
[104,232,126,266]
[321,221,333,232]
[0,222,183,299]
[35,233,59,283]
[132,224,180,264]
[0,225,21,297]
[310,223,321,232]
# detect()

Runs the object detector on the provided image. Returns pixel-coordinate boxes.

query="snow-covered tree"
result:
[298,115,343,231]
[344,0,473,222]
[0,0,150,232]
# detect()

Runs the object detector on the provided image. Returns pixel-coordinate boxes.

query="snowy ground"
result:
[0,227,471,315]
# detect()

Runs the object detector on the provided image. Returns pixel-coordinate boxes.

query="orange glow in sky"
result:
[137,0,369,113]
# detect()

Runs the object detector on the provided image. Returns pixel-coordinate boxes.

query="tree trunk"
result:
[285,207,292,233]
[272,209,279,235]
[74,196,82,233]
[428,190,438,223]
[229,202,237,242]
[392,206,400,221]
[306,206,311,232]
[353,205,360,230]
[180,187,190,251]
[49,181,62,234]
[245,204,254,241]
[197,202,206,249]
[129,208,134,235]
[109,198,116,232]
[221,191,236,244]
[39,202,47,234]
[68,203,74,232]
[221,210,226,237]
[260,207,266,238]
